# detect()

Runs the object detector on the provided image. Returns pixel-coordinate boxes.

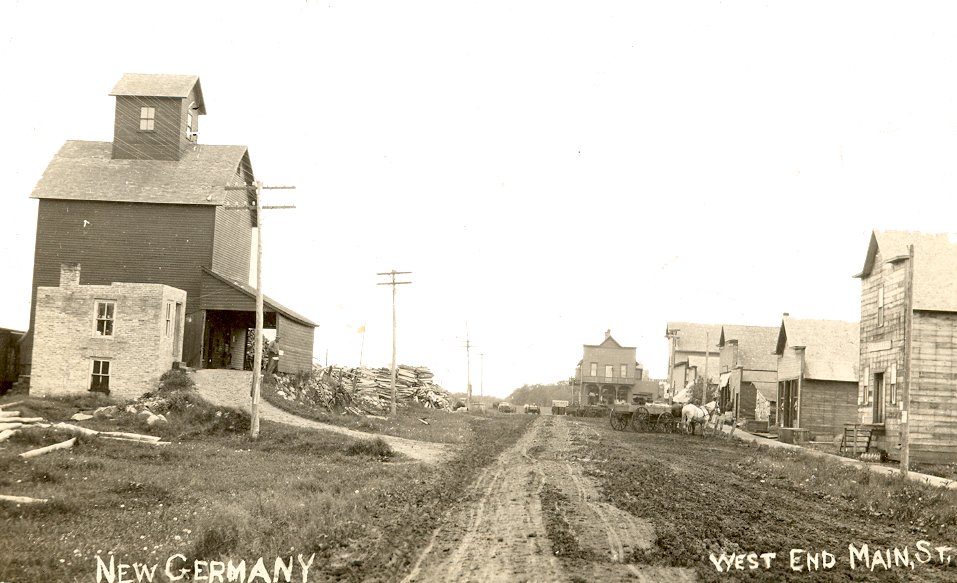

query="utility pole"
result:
[377,270,412,415]
[224,181,296,440]
[464,329,472,410]
[901,244,915,477]
[703,332,710,405]
[480,352,485,401]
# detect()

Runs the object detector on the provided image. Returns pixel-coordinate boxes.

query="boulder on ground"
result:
[93,405,118,419]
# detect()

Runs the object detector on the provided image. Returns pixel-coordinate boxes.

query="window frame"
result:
[589,362,597,377]
[604,364,614,379]
[94,300,116,337]
[620,364,628,378]
[139,106,156,131]
[877,285,885,328]
[90,359,111,393]
[165,301,173,338]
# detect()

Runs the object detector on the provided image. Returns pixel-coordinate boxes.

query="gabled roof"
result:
[718,325,778,371]
[201,268,317,328]
[584,330,635,350]
[31,141,251,206]
[110,73,206,114]
[775,317,859,382]
[665,322,722,354]
[856,230,957,313]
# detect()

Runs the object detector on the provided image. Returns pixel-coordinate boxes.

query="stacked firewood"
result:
[273,364,452,414]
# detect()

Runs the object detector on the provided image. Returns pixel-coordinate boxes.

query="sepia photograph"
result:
[1,1,957,581]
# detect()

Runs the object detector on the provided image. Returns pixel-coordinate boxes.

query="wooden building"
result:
[774,316,859,440]
[717,325,778,426]
[664,322,722,396]
[855,230,957,463]
[0,327,24,395]
[576,330,647,405]
[23,74,316,384]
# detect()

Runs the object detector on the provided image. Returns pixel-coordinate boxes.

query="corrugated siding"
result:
[27,199,215,367]
[276,314,314,373]
[112,96,185,161]
[799,380,858,439]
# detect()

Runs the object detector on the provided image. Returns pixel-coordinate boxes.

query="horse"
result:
[681,401,720,435]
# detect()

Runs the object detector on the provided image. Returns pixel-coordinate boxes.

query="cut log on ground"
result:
[99,431,162,442]
[53,422,100,437]
[0,494,48,504]
[0,429,19,443]
[0,410,21,418]
[0,423,24,432]
[19,437,77,459]
[100,436,171,446]
[0,401,23,409]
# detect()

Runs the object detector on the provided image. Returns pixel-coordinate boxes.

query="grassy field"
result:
[0,385,534,583]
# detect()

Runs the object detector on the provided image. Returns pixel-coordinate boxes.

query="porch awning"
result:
[200,268,317,327]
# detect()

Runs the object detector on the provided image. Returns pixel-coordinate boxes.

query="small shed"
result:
[774,317,859,440]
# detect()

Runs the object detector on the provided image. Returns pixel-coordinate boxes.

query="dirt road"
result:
[402,415,696,582]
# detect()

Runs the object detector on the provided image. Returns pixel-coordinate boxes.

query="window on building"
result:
[877,285,885,327]
[90,360,110,393]
[861,366,870,404]
[605,364,614,378]
[165,302,173,337]
[889,363,898,405]
[620,364,628,378]
[140,106,155,131]
[95,301,115,336]
[590,362,597,376]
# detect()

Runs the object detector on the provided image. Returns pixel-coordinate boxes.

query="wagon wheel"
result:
[653,412,675,433]
[609,411,628,431]
[630,407,650,432]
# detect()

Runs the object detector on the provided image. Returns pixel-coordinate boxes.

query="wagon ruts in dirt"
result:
[608,402,683,433]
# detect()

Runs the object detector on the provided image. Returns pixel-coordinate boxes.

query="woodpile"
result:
[273,364,452,414]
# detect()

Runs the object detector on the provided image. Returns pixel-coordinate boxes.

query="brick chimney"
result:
[605,329,611,339]
[60,263,81,287]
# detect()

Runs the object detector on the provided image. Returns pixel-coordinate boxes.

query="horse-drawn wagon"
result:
[608,400,720,434]
[608,402,682,433]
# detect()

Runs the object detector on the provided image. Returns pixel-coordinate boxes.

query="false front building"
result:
[22,74,316,387]
[576,330,656,405]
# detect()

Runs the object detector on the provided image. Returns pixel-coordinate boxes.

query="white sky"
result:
[2,1,957,398]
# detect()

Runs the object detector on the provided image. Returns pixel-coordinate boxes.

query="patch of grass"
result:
[345,437,394,460]
[151,391,250,438]
[155,368,196,394]
[0,393,535,583]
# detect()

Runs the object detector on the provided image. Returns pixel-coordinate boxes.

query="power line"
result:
[377,270,412,416]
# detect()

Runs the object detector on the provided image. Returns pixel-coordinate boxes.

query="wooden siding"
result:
[26,199,216,367]
[799,379,858,439]
[112,96,186,161]
[777,347,803,381]
[859,246,905,425]
[276,313,314,373]
[211,183,253,283]
[908,311,957,463]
